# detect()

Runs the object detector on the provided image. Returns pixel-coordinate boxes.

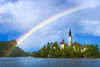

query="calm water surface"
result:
[0,57,100,67]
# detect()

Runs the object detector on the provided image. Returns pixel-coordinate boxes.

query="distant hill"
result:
[0,40,25,57]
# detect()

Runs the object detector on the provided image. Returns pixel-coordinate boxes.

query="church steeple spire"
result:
[69,28,71,36]
[68,28,72,46]
[63,38,64,41]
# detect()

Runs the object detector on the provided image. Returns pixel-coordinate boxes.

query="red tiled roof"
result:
[60,41,65,44]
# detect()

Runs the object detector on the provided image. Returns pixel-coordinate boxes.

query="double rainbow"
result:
[6,6,89,56]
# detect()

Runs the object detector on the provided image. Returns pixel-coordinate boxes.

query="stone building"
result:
[68,29,72,46]
[60,39,65,49]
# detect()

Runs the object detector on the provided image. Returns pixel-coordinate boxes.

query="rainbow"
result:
[5,5,89,56]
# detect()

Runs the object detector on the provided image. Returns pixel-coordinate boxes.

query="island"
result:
[33,29,100,58]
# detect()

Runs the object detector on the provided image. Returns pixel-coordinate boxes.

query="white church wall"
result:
[60,44,64,49]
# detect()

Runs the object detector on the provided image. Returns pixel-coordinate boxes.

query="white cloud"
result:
[0,0,69,33]
[79,20,100,36]
[0,0,100,51]
[0,0,100,33]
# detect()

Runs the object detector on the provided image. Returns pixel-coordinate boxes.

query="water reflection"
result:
[0,57,100,67]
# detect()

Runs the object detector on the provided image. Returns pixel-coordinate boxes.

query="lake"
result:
[0,57,100,67]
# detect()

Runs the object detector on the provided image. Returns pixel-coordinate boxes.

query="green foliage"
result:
[0,40,25,57]
[39,45,48,57]
[85,44,99,58]
[55,50,61,58]
[60,48,70,58]
[33,51,41,57]
[83,43,87,48]
[33,41,100,58]
[53,41,59,51]
[47,42,51,54]
[9,47,25,57]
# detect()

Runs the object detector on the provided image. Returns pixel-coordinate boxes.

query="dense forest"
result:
[33,41,100,58]
[0,40,25,57]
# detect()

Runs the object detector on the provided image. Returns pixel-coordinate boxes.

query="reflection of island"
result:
[33,29,99,58]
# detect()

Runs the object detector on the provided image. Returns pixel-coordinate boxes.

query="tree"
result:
[83,43,87,48]
[39,45,47,57]
[61,48,70,58]
[55,50,61,58]
[85,44,98,58]
[64,43,67,48]
[47,42,51,54]
[52,41,59,51]
[48,50,55,57]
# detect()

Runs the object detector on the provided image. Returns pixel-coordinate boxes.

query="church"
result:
[59,29,87,52]
[60,29,72,49]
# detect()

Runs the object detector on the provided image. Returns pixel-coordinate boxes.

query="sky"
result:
[0,0,100,52]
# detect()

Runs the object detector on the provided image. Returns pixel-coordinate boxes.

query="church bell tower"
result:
[68,29,72,46]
